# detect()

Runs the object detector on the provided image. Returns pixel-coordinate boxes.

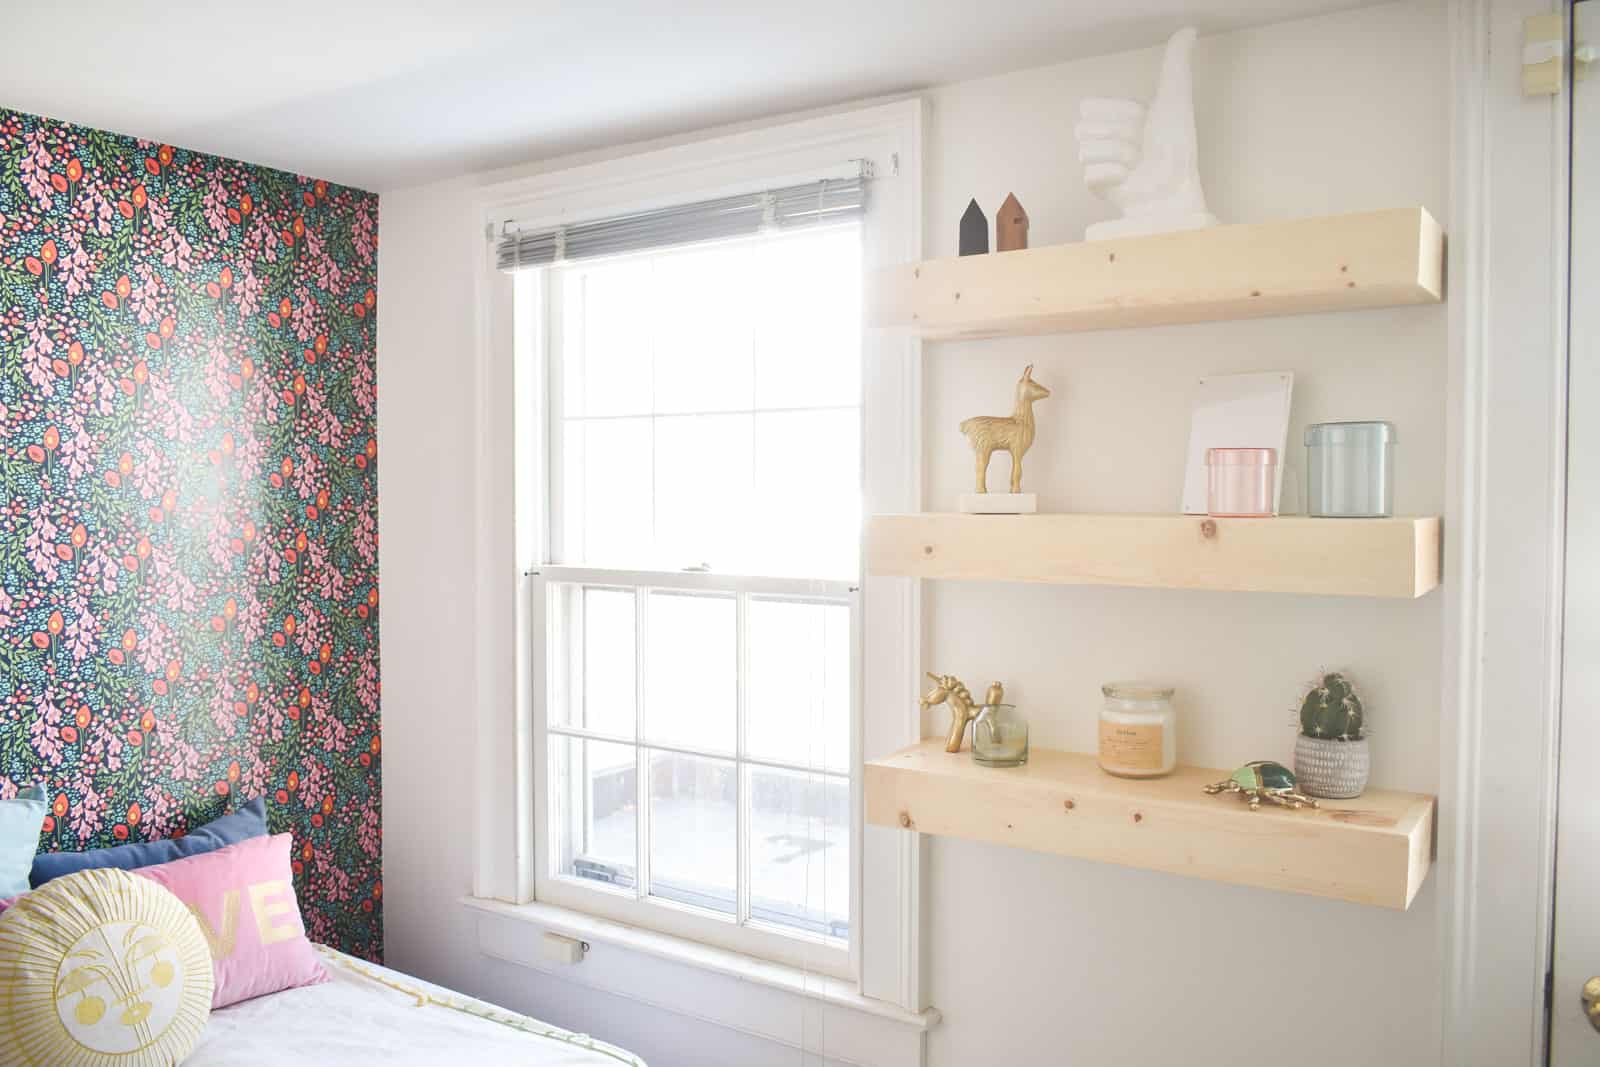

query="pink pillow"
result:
[134,832,328,1008]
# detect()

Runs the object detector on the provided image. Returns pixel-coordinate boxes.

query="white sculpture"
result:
[1075,27,1217,241]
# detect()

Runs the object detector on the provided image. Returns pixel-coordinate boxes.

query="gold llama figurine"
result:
[960,365,1051,494]
[922,672,985,753]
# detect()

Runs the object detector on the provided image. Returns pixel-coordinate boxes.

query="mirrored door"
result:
[1554,2,1600,1062]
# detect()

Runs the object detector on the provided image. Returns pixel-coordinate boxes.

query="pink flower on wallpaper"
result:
[289,285,321,343]
[297,757,331,814]
[61,424,94,481]
[310,848,354,904]
[203,174,230,239]
[23,341,54,391]
[128,265,165,326]
[159,228,194,273]
[62,238,91,296]
[208,686,238,737]
[73,181,115,237]
[355,653,378,718]
[29,693,65,767]
[357,793,379,858]
[69,783,104,840]
[24,505,61,583]
[65,604,97,664]
[233,262,262,317]
[20,128,53,209]
[310,698,350,754]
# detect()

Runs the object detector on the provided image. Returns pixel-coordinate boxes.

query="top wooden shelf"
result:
[867,207,1444,340]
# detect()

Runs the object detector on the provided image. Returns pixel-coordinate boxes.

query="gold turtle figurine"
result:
[1203,760,1319,811]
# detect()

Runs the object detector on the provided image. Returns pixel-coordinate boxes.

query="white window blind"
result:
[495,175,867,272]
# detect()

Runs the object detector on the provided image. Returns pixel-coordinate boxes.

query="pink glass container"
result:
[1205,447,1276,517]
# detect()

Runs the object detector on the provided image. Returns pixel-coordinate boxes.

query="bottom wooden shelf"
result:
[865,741,1435,910]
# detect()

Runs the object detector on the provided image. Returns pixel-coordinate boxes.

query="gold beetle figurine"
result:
[1203,761,1319,811]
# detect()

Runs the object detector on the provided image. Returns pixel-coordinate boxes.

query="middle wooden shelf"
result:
[867,512,1441,598]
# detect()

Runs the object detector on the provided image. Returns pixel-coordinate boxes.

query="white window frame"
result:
[528,191,861,979]
[467,100,927,1008]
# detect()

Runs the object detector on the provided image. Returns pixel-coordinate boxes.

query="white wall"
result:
[379,3,1448,1064]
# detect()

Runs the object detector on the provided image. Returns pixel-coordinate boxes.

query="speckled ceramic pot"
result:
[1293,736,1370,799]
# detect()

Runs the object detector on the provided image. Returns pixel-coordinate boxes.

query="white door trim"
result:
[1439,1,1570,1064]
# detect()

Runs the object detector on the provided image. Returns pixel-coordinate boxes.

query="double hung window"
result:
[514,184,864,972]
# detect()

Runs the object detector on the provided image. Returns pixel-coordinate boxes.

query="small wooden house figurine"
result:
[996,193,1029,251]
[959,199,989,256]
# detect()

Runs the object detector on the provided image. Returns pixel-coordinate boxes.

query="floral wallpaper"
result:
[0,108,380,959]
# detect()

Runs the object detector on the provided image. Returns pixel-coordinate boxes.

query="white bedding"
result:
[185,946,644,1066]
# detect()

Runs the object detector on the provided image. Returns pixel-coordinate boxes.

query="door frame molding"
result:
[1440,1,1571,1064]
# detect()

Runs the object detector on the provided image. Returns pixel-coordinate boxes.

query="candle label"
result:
[1099,721,1164,770]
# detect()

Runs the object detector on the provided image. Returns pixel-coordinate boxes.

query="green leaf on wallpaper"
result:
[81,129,125,174]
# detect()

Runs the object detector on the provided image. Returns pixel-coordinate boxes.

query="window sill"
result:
[464,895,934,1036]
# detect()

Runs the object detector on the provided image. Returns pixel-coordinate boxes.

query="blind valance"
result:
[495,175,867,272]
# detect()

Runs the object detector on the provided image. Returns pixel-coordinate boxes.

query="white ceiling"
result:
[1,1,1371,192]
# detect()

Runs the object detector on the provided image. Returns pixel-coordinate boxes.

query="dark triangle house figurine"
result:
[959,198,989,255]
[996,192,1029,251]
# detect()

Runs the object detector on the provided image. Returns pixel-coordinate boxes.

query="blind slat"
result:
[495,175,867,272]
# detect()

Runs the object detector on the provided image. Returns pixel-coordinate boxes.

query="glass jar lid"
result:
[1101,682,1175,701]
[1204,447,1276,466]
[1304,420,1395,446]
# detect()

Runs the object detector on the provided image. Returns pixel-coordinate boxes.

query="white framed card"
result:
[1180,371,1294,514]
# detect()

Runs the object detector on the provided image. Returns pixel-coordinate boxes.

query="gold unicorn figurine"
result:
[921,673,1005,753]
[960,365,1051,494]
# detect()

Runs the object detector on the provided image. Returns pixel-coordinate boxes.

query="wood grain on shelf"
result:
[867,513,1442,599]
[866,741,1436,910]
[867,207,1444,340]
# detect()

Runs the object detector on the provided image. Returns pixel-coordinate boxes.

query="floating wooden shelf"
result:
[866,741,1435,909]
[867,513,1441,599]
[867,207,1444,340]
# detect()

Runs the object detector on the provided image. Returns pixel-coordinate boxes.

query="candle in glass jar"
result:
[1099,682,1177,778]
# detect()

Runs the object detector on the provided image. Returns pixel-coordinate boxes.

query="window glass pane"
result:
[653,414,753,571]
[746,599,849,773]
[749,768,849,942]
[753,228,860,410]
[566,261,653,418]
[643,592,735,752]
[752,409,859,579]
[552,736,637,890]
[653,246,755,414]
[551,225,861,576]
[582,588,635,738]
[561,418,652,566]
[648,751,735,917]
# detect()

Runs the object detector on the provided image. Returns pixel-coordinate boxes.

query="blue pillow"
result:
[30,796,268,889]
[0,785,47,897]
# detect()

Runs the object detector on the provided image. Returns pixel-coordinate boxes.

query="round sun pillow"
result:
[0,866,213,1066]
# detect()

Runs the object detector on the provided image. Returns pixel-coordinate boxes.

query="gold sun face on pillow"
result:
[0,867,213,1066]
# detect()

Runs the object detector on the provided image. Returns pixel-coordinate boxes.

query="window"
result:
[520,222,861,973]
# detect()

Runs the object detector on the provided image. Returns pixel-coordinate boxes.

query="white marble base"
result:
[959,493,1037,515]
[1085,211,1218,241]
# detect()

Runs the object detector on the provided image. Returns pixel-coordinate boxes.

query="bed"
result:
[186,946,645,1066]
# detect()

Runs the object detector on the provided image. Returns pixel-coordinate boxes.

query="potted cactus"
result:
[1293,672,1370,799]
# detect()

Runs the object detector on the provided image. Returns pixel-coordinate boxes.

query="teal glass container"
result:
[1305,421,1395,517]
